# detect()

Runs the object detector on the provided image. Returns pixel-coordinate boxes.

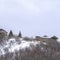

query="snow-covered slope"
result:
[0,37,60,60]
[0,38,41,56]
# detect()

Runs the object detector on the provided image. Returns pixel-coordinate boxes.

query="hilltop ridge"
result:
[0,29,58,42]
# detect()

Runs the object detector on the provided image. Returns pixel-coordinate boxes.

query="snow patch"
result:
[43,42,47,45]
[57,39,60,42]
[0,38,40,56]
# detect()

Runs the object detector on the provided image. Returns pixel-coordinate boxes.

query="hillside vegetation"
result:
[0,29,60,60]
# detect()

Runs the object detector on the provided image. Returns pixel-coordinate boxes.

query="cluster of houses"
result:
[0,29,58,43]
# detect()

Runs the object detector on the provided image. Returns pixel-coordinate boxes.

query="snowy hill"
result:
[0,37,60,60]
[0,38,40,55]
[0,29,60,60]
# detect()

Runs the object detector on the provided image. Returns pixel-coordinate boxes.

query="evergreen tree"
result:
[51,36,58,40]
[9,30,13,37]
[18,32,22,37]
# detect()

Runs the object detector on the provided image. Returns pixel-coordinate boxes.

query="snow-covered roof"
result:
[0,29,7,33]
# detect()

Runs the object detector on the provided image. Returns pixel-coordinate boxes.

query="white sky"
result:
[0,0,60,37]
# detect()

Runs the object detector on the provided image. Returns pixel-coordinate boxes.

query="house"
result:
[0,29,7,39]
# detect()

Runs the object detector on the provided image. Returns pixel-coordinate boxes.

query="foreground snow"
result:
[0,38,41,56]
[0,38,60,60]
[0,38,60,56]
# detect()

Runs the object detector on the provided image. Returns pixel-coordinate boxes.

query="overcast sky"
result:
[0,0,60,37]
